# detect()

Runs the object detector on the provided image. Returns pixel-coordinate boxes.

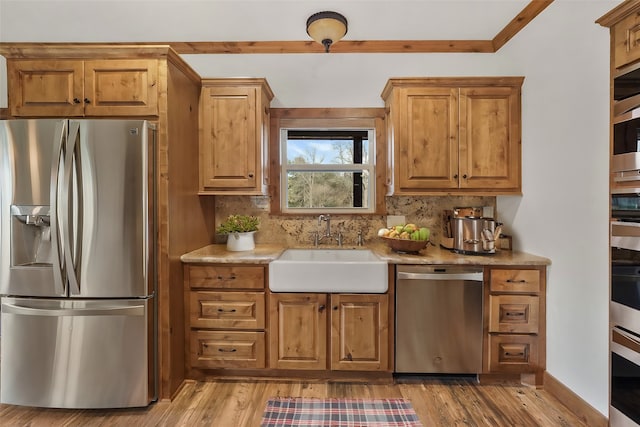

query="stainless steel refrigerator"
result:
[0,119,156,409]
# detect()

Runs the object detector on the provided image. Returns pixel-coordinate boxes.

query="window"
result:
[281,129,374,213]
[269,108,387,215]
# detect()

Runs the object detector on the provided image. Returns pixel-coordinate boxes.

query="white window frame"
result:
[279,127,376,214]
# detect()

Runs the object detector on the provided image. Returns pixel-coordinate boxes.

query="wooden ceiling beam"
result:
[0,1,554,56]
[492,0,555,51]
[167,40,495,54]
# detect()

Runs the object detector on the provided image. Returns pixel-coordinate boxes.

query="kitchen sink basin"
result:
[268,249,388,293]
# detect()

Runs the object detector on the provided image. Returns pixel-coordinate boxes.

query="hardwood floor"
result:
[0,377,588,427]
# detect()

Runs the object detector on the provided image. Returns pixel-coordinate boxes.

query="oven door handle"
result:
[614,327,640,346]
[611,221,640,251]
[612,327,640,366]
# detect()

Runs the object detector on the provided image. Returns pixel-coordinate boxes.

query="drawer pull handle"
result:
[217,275,236,280]
[504,352,525,357]
[217,308,237,313]
[505,311,524,318]
[506,279,527,283]
[218,348,237,353]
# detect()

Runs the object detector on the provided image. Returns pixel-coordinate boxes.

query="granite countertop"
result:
[180,243,551,266]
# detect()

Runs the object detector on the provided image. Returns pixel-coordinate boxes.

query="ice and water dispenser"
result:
[10,205,52,267]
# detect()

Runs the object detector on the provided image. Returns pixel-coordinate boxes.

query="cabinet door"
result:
[269,293,327,370]
[613,11,640,69]
[200,86,258,190]
[396,87,458,190]
[8,60,85,117]
[459,86,521,190]
[83,59,158,116]
[330,294,389,371]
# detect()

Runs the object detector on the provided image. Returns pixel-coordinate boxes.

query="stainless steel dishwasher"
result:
[395,265,483,374]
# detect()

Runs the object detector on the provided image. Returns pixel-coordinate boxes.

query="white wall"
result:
[497,0,613,414]
[0,0,618,415]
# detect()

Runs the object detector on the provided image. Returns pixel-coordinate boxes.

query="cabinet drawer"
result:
[614,11,640,69]
[489,295,539,333]
[190,291,265,329]
[188,265,265,289]
[190,330,265,369]
[488,334,539,373]
[490,269,540,293]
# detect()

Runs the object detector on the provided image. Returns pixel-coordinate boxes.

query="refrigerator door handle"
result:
[62,122,81,295]
[1,302,145,317]
[51,121,67,296]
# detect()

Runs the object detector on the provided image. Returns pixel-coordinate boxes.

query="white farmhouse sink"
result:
[269,249,388,293]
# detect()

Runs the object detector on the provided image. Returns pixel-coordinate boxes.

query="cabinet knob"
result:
[73,98,81,104]
[84,98,91,104]
[318,304,326,312]
[462,174,467,179]
[248,173,254,178]
[453,174,458,179]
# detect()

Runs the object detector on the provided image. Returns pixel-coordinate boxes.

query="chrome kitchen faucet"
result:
[318,214,332,243]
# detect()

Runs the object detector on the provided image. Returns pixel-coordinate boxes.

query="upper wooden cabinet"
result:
[199,78,274,195]
[381,77,523,195]
[598,1,640,69]
[7,59,159,117]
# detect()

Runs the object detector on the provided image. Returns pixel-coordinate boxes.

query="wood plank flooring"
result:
[0,377,588,426]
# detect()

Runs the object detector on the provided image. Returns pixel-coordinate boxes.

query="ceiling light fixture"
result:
[306,11,348,53]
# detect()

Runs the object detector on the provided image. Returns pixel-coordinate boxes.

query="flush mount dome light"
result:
[306,11,348,53]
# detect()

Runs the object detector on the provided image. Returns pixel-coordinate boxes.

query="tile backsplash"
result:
[214,195,496,248]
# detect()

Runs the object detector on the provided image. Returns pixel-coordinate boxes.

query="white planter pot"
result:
[226,231,256,251]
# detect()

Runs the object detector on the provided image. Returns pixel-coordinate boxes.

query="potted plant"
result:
[216,214,260,251]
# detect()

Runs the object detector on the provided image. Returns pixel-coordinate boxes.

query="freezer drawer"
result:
[0,297,155,408]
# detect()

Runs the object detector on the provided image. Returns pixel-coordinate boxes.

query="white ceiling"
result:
[0,0,532,43]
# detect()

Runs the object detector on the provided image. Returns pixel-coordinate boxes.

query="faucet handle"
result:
[336,232,343,247]
[357,229,364,246]
[312,231,319,247]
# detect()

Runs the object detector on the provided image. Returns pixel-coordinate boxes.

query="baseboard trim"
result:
[544,372,608,427]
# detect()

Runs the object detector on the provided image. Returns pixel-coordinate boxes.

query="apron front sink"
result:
[268,249,388,293]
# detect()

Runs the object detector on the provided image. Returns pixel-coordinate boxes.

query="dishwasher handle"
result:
[397,271,483,282]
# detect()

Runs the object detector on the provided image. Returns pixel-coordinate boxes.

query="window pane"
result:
[286,171,370,209]
[286,131,369,166]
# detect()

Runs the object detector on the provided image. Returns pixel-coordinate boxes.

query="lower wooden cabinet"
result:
[485,266,546,380]
[185,263,391,375]
[269,293,390,372]
[185,263,268,370]
[268,293,327,370]
[330,294,389,371]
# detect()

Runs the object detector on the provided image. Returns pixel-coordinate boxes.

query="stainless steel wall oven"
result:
[613,63,640,176]
[611,189,640,426]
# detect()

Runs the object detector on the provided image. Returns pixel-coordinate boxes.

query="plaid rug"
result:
[260,397,423,426]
